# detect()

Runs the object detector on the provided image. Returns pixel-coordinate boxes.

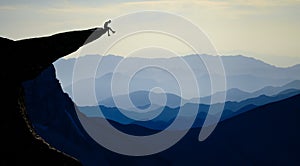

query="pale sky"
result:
[1,0,300,67]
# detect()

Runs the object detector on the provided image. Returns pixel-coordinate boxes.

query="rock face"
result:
[0,27,105,165]
[22,64,108,166]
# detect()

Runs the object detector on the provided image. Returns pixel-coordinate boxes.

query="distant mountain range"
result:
[97,79,300,108]
[195,79,300,104]
[54,54,300,105]
[78,86,300,130]
[23,64,300,131]
[22,64,300,165]
[52,53,300,131]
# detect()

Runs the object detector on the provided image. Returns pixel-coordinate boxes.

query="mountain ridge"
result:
[54,54,300,100]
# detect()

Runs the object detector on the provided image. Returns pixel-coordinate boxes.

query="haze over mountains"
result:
[51,54,300,130]
[54,54,300,106]
[22,64,300,166]
[98,80,300,108]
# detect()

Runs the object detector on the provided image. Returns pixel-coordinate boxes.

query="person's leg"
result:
[104,28,109,36]
[109,27,115,34]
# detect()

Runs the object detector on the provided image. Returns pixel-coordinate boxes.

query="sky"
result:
[0,0,300,67]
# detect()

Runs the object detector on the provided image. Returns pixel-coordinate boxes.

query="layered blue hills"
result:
[78,86,300,130]
[22,64,300,165]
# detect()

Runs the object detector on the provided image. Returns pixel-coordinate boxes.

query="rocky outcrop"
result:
[0,27,105,165]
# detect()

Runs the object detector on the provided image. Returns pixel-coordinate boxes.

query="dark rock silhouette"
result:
[0,27,106,165]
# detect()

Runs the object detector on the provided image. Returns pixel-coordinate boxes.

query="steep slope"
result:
[185,93,300,165]
[23,65,108,166]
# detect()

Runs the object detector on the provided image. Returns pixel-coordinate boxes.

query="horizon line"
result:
[62,53,300,68]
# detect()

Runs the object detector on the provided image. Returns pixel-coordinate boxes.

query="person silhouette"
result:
[103,20,116,36]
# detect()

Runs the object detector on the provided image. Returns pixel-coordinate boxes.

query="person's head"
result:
[108,20,111,23]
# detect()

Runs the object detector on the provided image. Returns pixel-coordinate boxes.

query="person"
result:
[0,24,108,165]
[103,20,116,36]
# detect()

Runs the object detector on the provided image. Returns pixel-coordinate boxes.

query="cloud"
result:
[229,0,300,7]
[0,5,18,10]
